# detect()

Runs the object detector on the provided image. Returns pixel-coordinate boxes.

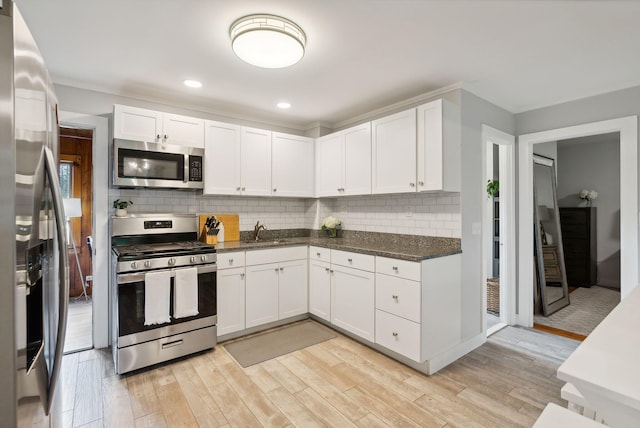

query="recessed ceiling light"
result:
[230,14,306,69]
[184,80,202,88]
[277,102,291,109]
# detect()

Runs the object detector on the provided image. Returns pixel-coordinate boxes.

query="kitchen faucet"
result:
[253,221,267,241]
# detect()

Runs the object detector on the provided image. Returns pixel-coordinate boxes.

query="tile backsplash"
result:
[110,189,460,238]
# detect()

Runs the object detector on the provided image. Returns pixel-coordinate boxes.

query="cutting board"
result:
[199,214,240,245]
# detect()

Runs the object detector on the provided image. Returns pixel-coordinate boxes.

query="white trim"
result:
[482,125,517,334]
[518,116,638,327]
[427,332,486,375]
[59,111,109,348]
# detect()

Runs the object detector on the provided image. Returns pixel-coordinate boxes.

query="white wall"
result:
[556,137,621,288]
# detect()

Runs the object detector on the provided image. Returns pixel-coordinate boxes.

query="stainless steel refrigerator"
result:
[1,2,70,427]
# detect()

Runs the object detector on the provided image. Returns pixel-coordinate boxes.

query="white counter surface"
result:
[557,285,640,427]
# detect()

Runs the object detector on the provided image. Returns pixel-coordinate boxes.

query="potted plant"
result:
[321,216,342,238]
[486,179,499,198]
[113,199,133,217]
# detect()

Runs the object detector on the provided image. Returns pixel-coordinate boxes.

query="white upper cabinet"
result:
[316,122,371,197]
[371,108,417,194]
[113,105,204,147]
[417,99,460,192]
[272,133,314,197]
[204,121,242,195]
[203,122,271,196]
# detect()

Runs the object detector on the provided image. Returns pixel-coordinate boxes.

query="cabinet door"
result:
[245,263,279,328]
[417,100,443,191]
[278,259,308,319]
[113,105,162,142]
[372,108,417,194]
[309,260,331,321]
[315,133,343,197]
[331,265,375,342]
[163,113,205,148]
[204,121,241,195]
[272,133,314,197]
[217,267,245,336]
[241,127,272,196]
[343,123,372,196]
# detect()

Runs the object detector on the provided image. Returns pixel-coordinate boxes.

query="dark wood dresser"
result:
[559,207,597,287]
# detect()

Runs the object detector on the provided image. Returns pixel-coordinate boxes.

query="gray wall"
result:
[460,90,515,340]
[557,138,621,288]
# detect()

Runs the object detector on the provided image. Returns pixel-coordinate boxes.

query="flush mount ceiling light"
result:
[277,102,291,109]
[230,14,306,69]
[184,79,202,88]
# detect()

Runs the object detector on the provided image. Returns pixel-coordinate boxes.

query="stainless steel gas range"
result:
[111,214,217,374]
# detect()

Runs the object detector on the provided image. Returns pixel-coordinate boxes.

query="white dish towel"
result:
[144,270,171,326]
[174,267,199,319]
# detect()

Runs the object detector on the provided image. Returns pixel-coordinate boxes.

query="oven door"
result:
[113,139,204,189]
[116,264,216,347]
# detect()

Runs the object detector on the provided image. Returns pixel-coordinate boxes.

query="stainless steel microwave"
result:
[113,139,204,189]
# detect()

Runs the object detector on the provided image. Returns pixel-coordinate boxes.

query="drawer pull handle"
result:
[392,266,398,271]
[392,295,398,300]
[162,339,184,349]
[348,258,353,263]
[392,332,398,337]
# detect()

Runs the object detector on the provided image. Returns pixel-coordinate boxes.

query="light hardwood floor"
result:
[57,324,577,427]
[64,298,93,354]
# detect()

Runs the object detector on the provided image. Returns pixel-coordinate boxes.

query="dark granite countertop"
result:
[215,229,461,262]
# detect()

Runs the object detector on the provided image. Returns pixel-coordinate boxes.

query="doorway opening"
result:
[517,116,638,329]
[60,126,93,353]
[482,125,516,336]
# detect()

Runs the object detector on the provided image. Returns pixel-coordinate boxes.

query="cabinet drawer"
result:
[375,274,421,322]
[331,249,375,271]
[309,246,331,263]
[376,257,421,281]
[246,246,307,265]
[375,310,421,362]
[217,251,245,269]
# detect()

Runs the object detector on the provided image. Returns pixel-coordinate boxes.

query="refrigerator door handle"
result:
[43,146,70,414]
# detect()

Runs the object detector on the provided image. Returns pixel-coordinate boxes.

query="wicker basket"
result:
[487,278,500,314]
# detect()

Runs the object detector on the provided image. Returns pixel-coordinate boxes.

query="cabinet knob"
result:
[418,181,424,186]
[241,187,246,191]
[164,134,168,140]
[236,186,241,191]
[392,266,398,271]
[410,182,415,187]
[347,258,353,263]
[316,252,321,256]
[325,268,330,272]
[280,267,284,271]
[228,259,234,264]
[240,273,245,279]
[156,134,161,139]
[392,294,398,300]
[392,332,398,337]
[330,269,334,273]
[275,268,279,272]
[273,188,277,192]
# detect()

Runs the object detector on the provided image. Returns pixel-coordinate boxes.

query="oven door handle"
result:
[117,264,217,284]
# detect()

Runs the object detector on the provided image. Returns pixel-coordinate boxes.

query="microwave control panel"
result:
[189,155,203,182]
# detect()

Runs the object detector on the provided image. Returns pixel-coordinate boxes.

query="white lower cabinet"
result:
[245,263,280,328]
[309,259,331,321]
[375,310,421,362]
[217,267,246,336]
[245,247,308,329]
[331,262,375,342]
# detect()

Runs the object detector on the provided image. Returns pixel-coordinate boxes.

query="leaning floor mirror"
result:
[533,155,570,316]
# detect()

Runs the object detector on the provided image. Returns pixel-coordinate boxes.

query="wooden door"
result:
[60,127,93,298]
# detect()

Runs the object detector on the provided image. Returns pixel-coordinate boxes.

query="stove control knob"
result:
[168,258,176,266]
[144,260,151,268]
[131,262,138,269]
[200,255,207,262]
[190,256,196,263]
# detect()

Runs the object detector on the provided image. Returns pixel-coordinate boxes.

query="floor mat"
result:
[224,321,336,367]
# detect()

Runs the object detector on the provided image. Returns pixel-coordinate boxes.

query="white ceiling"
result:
[14,0,640,130]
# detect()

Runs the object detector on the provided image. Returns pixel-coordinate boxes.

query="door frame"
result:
[517,116,638,327]
[482,125,516,333]
[60,111,109,348]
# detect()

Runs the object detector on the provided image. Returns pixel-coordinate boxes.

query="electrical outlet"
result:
[86,275,93,282]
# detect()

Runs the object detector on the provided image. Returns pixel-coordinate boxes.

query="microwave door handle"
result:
[43,146,70,415]
[184,154,189,183]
